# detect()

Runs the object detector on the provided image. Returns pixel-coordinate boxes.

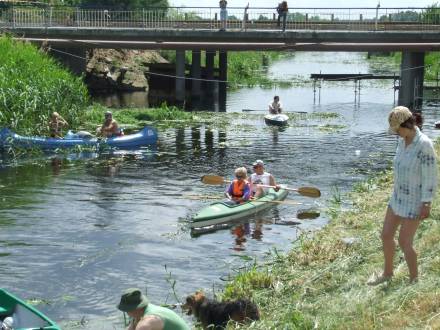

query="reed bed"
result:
[0,35,89,135]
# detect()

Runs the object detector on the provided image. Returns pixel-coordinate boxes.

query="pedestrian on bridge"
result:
[276,1,288,32]
[242,2,249,31]
[219,0,228,31]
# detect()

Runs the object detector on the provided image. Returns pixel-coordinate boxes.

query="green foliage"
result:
[37,0,168,7]
[227,52,291,88]
[0,35,89,135]
[422,3,440,24]
[82,103,192,132]
[77,0,168,9]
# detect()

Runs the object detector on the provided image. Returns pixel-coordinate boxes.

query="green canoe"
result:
[191,188,289,228]
[0,288,60,330]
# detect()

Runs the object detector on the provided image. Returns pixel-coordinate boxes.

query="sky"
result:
[169,0,437,8]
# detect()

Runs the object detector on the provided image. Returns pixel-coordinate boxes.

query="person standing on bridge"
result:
[242,2,250,30]
[277,1,288,32]
[219,0,228,31]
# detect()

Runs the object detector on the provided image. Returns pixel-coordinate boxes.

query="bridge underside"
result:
[18,38,440,52]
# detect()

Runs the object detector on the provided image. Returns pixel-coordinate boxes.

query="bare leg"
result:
[398,218,421,281]
[381,207,401,277]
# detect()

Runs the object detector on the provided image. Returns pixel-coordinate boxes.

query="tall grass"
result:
[0,35,89,135]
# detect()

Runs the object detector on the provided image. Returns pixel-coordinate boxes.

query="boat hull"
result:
[0,288,60,330]
[264,114,289,126]
[0,126,157,150]
[191,188,289,228]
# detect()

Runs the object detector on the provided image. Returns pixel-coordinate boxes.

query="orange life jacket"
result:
[231,179,248,198]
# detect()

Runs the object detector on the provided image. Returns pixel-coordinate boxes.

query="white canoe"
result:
[264,114,289,126]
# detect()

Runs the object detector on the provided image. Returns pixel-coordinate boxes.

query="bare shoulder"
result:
[136,315,164,330]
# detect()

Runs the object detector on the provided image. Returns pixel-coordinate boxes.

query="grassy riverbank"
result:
[219,141,440,329]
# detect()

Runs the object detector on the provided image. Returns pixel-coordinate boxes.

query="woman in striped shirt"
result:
[368,106,437,285]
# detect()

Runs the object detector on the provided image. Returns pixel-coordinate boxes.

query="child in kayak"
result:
[225,167,251,204]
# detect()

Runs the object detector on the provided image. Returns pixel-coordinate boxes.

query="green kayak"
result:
[191,188,289,228]
[0,288,60,330]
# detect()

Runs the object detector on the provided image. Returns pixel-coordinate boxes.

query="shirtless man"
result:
[268,96,283,114]
[97,111,121,138]
[49,112,68,138]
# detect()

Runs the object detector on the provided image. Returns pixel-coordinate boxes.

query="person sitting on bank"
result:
[117,288,190,330]
[269,96,283,114]
[249,160,280,199]
[225,167,251,204]
[97,111,122,138]
[49,111,68,138]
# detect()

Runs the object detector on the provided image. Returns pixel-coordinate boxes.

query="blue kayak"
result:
[0,126,157,150]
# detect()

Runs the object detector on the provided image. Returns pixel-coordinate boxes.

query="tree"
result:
[38,0,169,8]
[78,0,168,9]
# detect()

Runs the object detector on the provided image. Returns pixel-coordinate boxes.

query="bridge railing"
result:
[0,6,440,31]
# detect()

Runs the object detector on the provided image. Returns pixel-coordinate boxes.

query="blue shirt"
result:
[389,127,438,219]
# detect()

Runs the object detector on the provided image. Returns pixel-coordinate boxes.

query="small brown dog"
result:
[182,291,260,329]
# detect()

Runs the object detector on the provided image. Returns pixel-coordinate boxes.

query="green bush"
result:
[0,35,89,135]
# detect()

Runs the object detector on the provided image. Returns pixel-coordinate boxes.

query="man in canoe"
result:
[97,111,123,138]
[49,111,68,138]
[268,95,283,114]
[225,167,251,204]
[249,160,280,198]
[117,288,190,330]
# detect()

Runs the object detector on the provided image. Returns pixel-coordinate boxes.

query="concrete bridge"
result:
[2,4,440,108]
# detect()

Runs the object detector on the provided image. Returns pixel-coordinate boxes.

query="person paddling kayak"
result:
[249,160,280,199]
[225,167,251,204]
[268,96,283,114]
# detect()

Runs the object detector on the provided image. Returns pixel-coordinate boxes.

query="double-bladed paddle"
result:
[201,175,321,198]
[242,109,308,114]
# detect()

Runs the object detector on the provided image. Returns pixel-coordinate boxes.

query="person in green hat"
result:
[117,288,190,330]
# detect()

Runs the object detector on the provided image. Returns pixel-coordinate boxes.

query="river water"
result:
[0,52,439,329]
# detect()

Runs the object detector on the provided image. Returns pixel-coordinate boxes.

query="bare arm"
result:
[136,315,164,330]
[269,174,280,191]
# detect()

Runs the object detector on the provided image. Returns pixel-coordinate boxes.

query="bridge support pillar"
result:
[398,51,425,110]
[175,50,186,104]
[51,47,86,75]
[219,50,228,112]
[191,50,201,98]
[205,50,216,98]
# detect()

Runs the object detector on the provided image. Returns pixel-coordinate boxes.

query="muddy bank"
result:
[85,49,168,92]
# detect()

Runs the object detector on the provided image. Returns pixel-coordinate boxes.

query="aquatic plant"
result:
[0,35,89,135]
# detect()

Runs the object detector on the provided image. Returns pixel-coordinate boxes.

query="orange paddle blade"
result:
[201,175,229,185]
[296,186,321,198]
